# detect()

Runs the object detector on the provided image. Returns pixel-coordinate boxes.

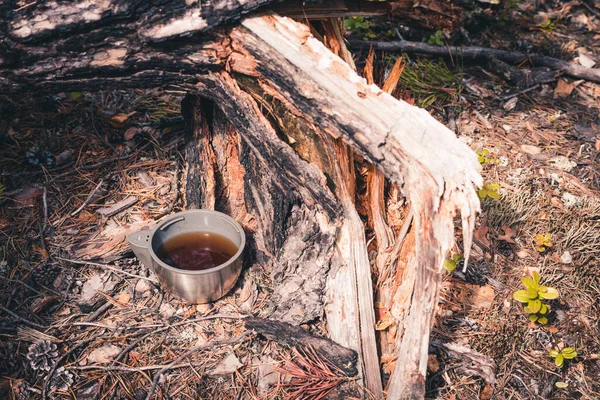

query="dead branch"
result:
[244,317,358,377]
[349,40,600,83]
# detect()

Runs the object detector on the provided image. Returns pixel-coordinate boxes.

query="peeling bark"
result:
[2,4,483,398]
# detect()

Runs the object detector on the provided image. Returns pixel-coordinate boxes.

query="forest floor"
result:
[1,1,600,399]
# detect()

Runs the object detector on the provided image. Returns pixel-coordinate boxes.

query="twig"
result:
[75,362,212,372]
[57,257,159,284]
[38,221,48,259]
[497,83,541,101]
[348,40,600,83]
[144,331,252,400]
[113,314,247,364]
[581,0,600,18]
[0,306,48,330]
[42,186,48,227]
[70,179,105,217]
[85,301,113,323]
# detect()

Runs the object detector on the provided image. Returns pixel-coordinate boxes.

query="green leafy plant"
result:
[539,19,556,33]
[476,149,500,166]
[513,271,559,324]
[427,30,445,46]
[535,233,552,252]
[343,17,376,40]
[549,347,577,368]
[444,253,463,272]
[477,182,500,200]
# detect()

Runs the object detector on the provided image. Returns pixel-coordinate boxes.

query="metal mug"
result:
[127,209,245,303]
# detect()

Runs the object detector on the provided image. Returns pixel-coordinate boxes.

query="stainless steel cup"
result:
[127,209,245,303]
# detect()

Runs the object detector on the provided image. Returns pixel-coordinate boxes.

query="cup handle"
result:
[128,230,154,271]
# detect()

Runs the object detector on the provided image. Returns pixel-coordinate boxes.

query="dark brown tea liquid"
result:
[156,232,238,271]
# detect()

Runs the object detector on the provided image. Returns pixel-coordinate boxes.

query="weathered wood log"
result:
[244,316,358,376]
[2,3,483,398]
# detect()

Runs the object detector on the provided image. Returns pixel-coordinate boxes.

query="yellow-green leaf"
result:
[526,287,538,299]
[477,189,487,199]
[528,299,542,313]
[69,91,83,100]
[529,314,538,322]
[539,287,559,300]
[521,277,536,289]
[536,234,545,244]
[487,190,500,199]
[555,382,569,388]
[533,271,540,285]
[548,350,559,358]
[555,354,564,367]
[561,348,577,359]
[535,245,546,252]
[444,259,457,272]
[537,316,548,324]
[513,290,530,303]
[539,303,548,315]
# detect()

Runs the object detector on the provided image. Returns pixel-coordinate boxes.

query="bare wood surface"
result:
[244,317,358,376]
[349,40,600,83]
[233,15,481,398]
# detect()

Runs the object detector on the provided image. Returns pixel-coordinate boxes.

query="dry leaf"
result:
[470,285,495,310]
[546,326,559,334]
[7,185,43,206]
[123,127,138,141]
[595,139,600,151]
[497,226,516,243]
[554,79,574,99]
[210,353,242,375]
[503,97,518,111]
[85,344,121,364]
[117,292,131,304]
[54,149,74,165]
[108,113,132,127]
[427,354,440,373]
[577,53,596,68]
[474,225,491,247]
[79,273,116,305]
[480,384,494,400]
[520,144,541,155]
[550,197,563,208]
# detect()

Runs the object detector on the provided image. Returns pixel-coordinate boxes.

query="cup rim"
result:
[148,209,246,275]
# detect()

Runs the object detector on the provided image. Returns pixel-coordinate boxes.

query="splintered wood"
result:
[1,4,482,398]
[229,14,481,399]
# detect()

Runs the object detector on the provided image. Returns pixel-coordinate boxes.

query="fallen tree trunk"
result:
[1,3,482,398]
[349,40,600,83]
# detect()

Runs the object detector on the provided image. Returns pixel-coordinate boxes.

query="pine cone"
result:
[50,366,74,393]
[32,264,60,288]
[26,340,59,372]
